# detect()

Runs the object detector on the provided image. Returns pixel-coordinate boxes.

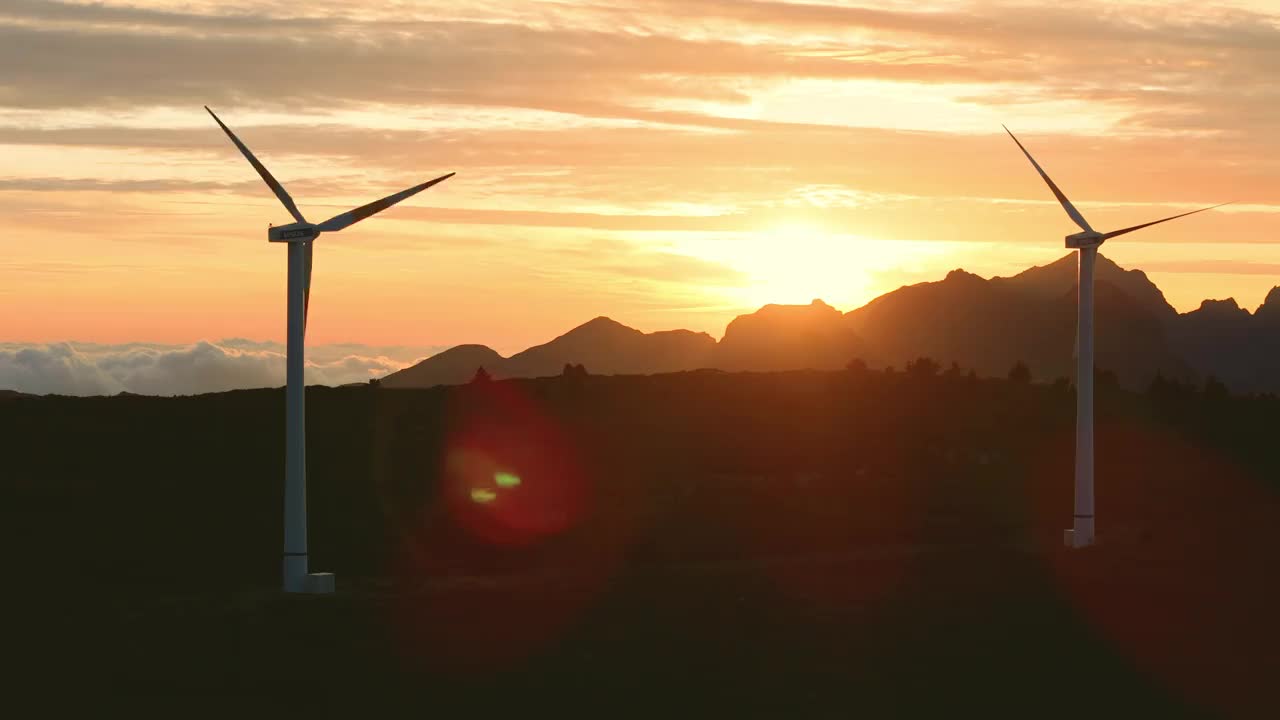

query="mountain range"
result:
[381,253,1280,394]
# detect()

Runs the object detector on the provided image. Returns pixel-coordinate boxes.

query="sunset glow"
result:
[1,0,1277,356]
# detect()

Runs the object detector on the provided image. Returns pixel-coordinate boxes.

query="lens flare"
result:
[470,488,497,504]
[380,378,627,676]
[1029,419,1280,717]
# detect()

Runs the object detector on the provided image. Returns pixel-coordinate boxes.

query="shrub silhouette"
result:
[906,356,941,378]
[1008,361,1031,384]
[1204,375,1229,401]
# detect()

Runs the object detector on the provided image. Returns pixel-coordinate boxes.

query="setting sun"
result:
[728,222,873,310]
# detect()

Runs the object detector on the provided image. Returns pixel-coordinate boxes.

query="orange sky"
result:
[2,0,1277,354]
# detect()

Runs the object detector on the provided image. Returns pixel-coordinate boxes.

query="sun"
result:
[729,222,873,311]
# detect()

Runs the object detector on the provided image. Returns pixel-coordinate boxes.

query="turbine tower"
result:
[1002,126,1227,549]
[207,106,454,592]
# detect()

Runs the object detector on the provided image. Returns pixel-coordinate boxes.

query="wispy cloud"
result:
[1136,260,1280,276]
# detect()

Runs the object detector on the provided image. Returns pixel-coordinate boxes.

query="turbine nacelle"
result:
[1065,231,1104,249]
[268,222,320,243]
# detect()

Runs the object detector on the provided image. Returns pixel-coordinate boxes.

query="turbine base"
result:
[284,571,336,594]
[1063,527,1096,549]
[304,572,336,594]
[283,555,335,594]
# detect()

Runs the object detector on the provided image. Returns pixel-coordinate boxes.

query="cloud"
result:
[553,237,747,285]
[0,340,446,396]
[0,178,258,193]
[0,1,1276,143]
[1136,260,1280,276]
[2,0,1278,224]
[0,10,980,114]
[0,343,126,396]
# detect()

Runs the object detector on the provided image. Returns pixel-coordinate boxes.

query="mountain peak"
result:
[560,316,643,341]
[751,298,839,317]
[1256,286,1280,323]
[944,269,982,282]
[718,300,868,371]
[380,344,505,388]
[998,252,1177,321]
[1197,297,1242,313]
[1260,286,1280,310]
[502,314,710,377]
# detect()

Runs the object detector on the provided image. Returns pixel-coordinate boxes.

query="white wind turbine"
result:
[207,106,454,592]
[1002,125,1228,549]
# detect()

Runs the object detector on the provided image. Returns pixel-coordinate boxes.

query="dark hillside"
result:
[1,373,1276,712]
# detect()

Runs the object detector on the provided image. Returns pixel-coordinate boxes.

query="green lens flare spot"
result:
[470,488,497,504]
[494,471,521,488]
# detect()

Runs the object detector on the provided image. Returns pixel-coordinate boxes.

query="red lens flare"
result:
[441,381,590,548]
[1029,419,1280,717]
[378,379,626,674]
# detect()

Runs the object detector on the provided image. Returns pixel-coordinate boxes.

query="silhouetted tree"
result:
[906,357,940,378]
[944,361,962,379]
[562,363,589,380]
[1204,375,1229,402]
[1147,372,1169,397]
[1008,361,1031,384]
[470,366,492,384]
[845,358,869,374]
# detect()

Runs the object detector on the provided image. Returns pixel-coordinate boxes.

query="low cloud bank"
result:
[0,340,444,396]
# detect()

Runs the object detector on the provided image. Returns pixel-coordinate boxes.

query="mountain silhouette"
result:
[382,254,1279,394]
[1256,286,1280,326]
[381,344,505,388]
[844,261,1193,387]
[995,253,1179,323]
[1172,290,1280,393]
[381,317,715,387]
[715,299,872,371]
[844,268,1044,378]
[506,317,715,377]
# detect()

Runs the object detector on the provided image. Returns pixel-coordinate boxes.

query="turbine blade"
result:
[205,106,306,224]
[304,241,313,330]
[316,172,455,232]
[1002,125,1094,234]
[1100,202,1233,241]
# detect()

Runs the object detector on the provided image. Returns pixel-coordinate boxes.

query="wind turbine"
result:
[1002,125,1228,549]
[207,106,454,592]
